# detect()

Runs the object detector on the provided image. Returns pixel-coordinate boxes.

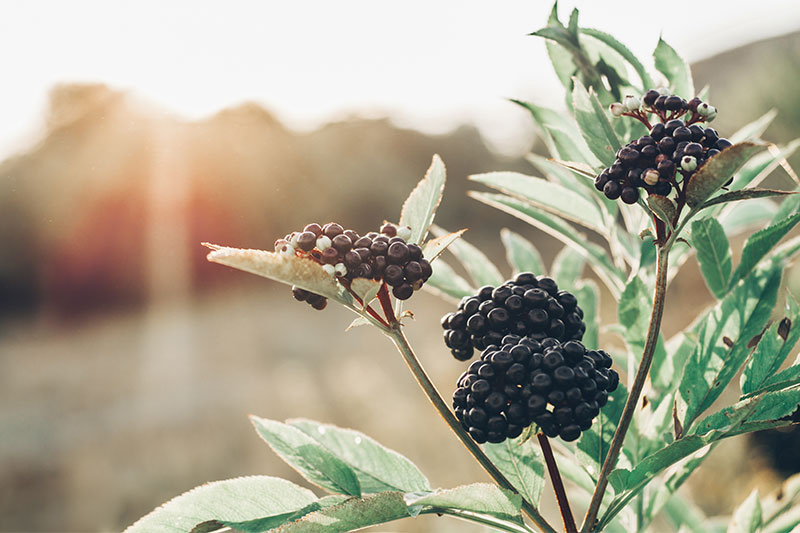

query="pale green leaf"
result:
[423,259,474,302]
[648,195,677,228]
[469,171,605,233]
[729,212,800,289]
[468,191,625,296]
[124,476,318,533]
[653,37,694,99]
[572,79,621,166]
[691,217,732,299]
[575,281,599,350]
[431,225,504,287]
[698,188,796,212]
[512,99,600,165]
[251,417,362,496]
[730,109,777,144]
[500,228,546,275]
[579,28,653,88]
[551,245,586,287]
[422,229,467,263]
[678,262,782,429]
[277,491,410,532]
[686,142,766,208]
[405,484,523,525]
[483,437,545,507]
[289,419,430,494]
[399,154,447,245]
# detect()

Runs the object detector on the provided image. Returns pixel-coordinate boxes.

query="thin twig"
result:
[538,433,577,533]
[580,245,670,532]
[387,327,557,533]
[376,282,398,325]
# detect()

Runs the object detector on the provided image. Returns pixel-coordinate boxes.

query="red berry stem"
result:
[376,282,398,325]
[342,281,390,328]
[538,433,577,533]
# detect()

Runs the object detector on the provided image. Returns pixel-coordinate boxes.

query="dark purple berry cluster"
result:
[599,89,732,204]
[452,336,619,443]
[275,222,433,309]
[441,273,585,361]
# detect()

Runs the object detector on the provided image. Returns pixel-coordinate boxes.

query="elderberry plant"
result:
[127,5,800,533]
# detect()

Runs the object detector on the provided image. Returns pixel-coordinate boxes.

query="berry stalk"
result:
[581,245,670,532]
[538,433,577,533]
[387,326,557,533]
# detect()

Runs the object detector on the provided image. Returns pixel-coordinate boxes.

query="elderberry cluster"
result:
[599,89,732,204]
[441,273,585,361]
[275,222,433,310]
[452,336,619,443]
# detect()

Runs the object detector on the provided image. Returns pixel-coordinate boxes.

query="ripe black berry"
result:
[600,89,731,202]
[452,337,619,444]
[441,273,586,361]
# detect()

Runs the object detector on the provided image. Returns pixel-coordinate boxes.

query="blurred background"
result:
[2,1,800,531]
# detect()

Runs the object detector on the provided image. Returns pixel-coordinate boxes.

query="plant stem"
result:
[538,434,577,533]
[387,326,557,533]
[580,245,670,532]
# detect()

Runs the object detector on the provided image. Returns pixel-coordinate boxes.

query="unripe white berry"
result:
[609,103,625,117]
[681,155,697,172]
[322,264,336,276]
[697,102,712,117]
[334,263,347,276]
[623,95,641,112]
[705,107,718,122]
[316,235,332,250]
[657,87,670,95]
[279,243,295,257]
[397,225,412,241]
[643,169,660,186]
[289,232,300,247]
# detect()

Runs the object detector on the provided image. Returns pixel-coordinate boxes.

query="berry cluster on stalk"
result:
[598,89,733,205]
[275,222,433,310]
[441,273,585,361]
[452,335,619,443]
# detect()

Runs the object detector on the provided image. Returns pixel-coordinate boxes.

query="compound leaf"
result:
[289,419,430,494]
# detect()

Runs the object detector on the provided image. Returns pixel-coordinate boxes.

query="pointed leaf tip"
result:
[399,155,447,245]
[686,142,767,209]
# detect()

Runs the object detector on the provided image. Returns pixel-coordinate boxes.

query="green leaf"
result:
[694,389,800,437]
[399,154,447,245]
[698,188,796,212]
[691,217,732,299]
[124,476,318,533]
[653,37,694,99]
[500,228,546,275]
[406,484,523,525]
[431,226,504,287]
[648,195,678,228]
[511,99,600,165]
[205,244,363,308]
[757,364,800,397]
[574,281,599,350]
[618,276,669,367]
[678,262,782,430]
[422,229,467,263]
[730,109,777,144]
[728,139,800,192]
[468,191,625,295]
[579,28,653,89]
[686,142,766,208]
[251,416,362,496]
[572,79,621,167]
[469,171,606,233]
[719,198,779,237]
[527,152,602,201]
[288,419,431,494]
[423,259,474,302]
[740,296,800,396]
[279,491,411,532]
[483,437,545,507]
[577,383,628,471]
[215,496,348,532]
[728,212,800,289]
[551,245,586,287]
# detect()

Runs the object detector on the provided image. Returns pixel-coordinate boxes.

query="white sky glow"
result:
[1,1,800,156]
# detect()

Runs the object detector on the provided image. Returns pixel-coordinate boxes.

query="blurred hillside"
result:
[1,30,800,532]
[0,85,531,322]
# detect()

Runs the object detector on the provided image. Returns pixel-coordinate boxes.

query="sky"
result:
[1,1,800,157]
